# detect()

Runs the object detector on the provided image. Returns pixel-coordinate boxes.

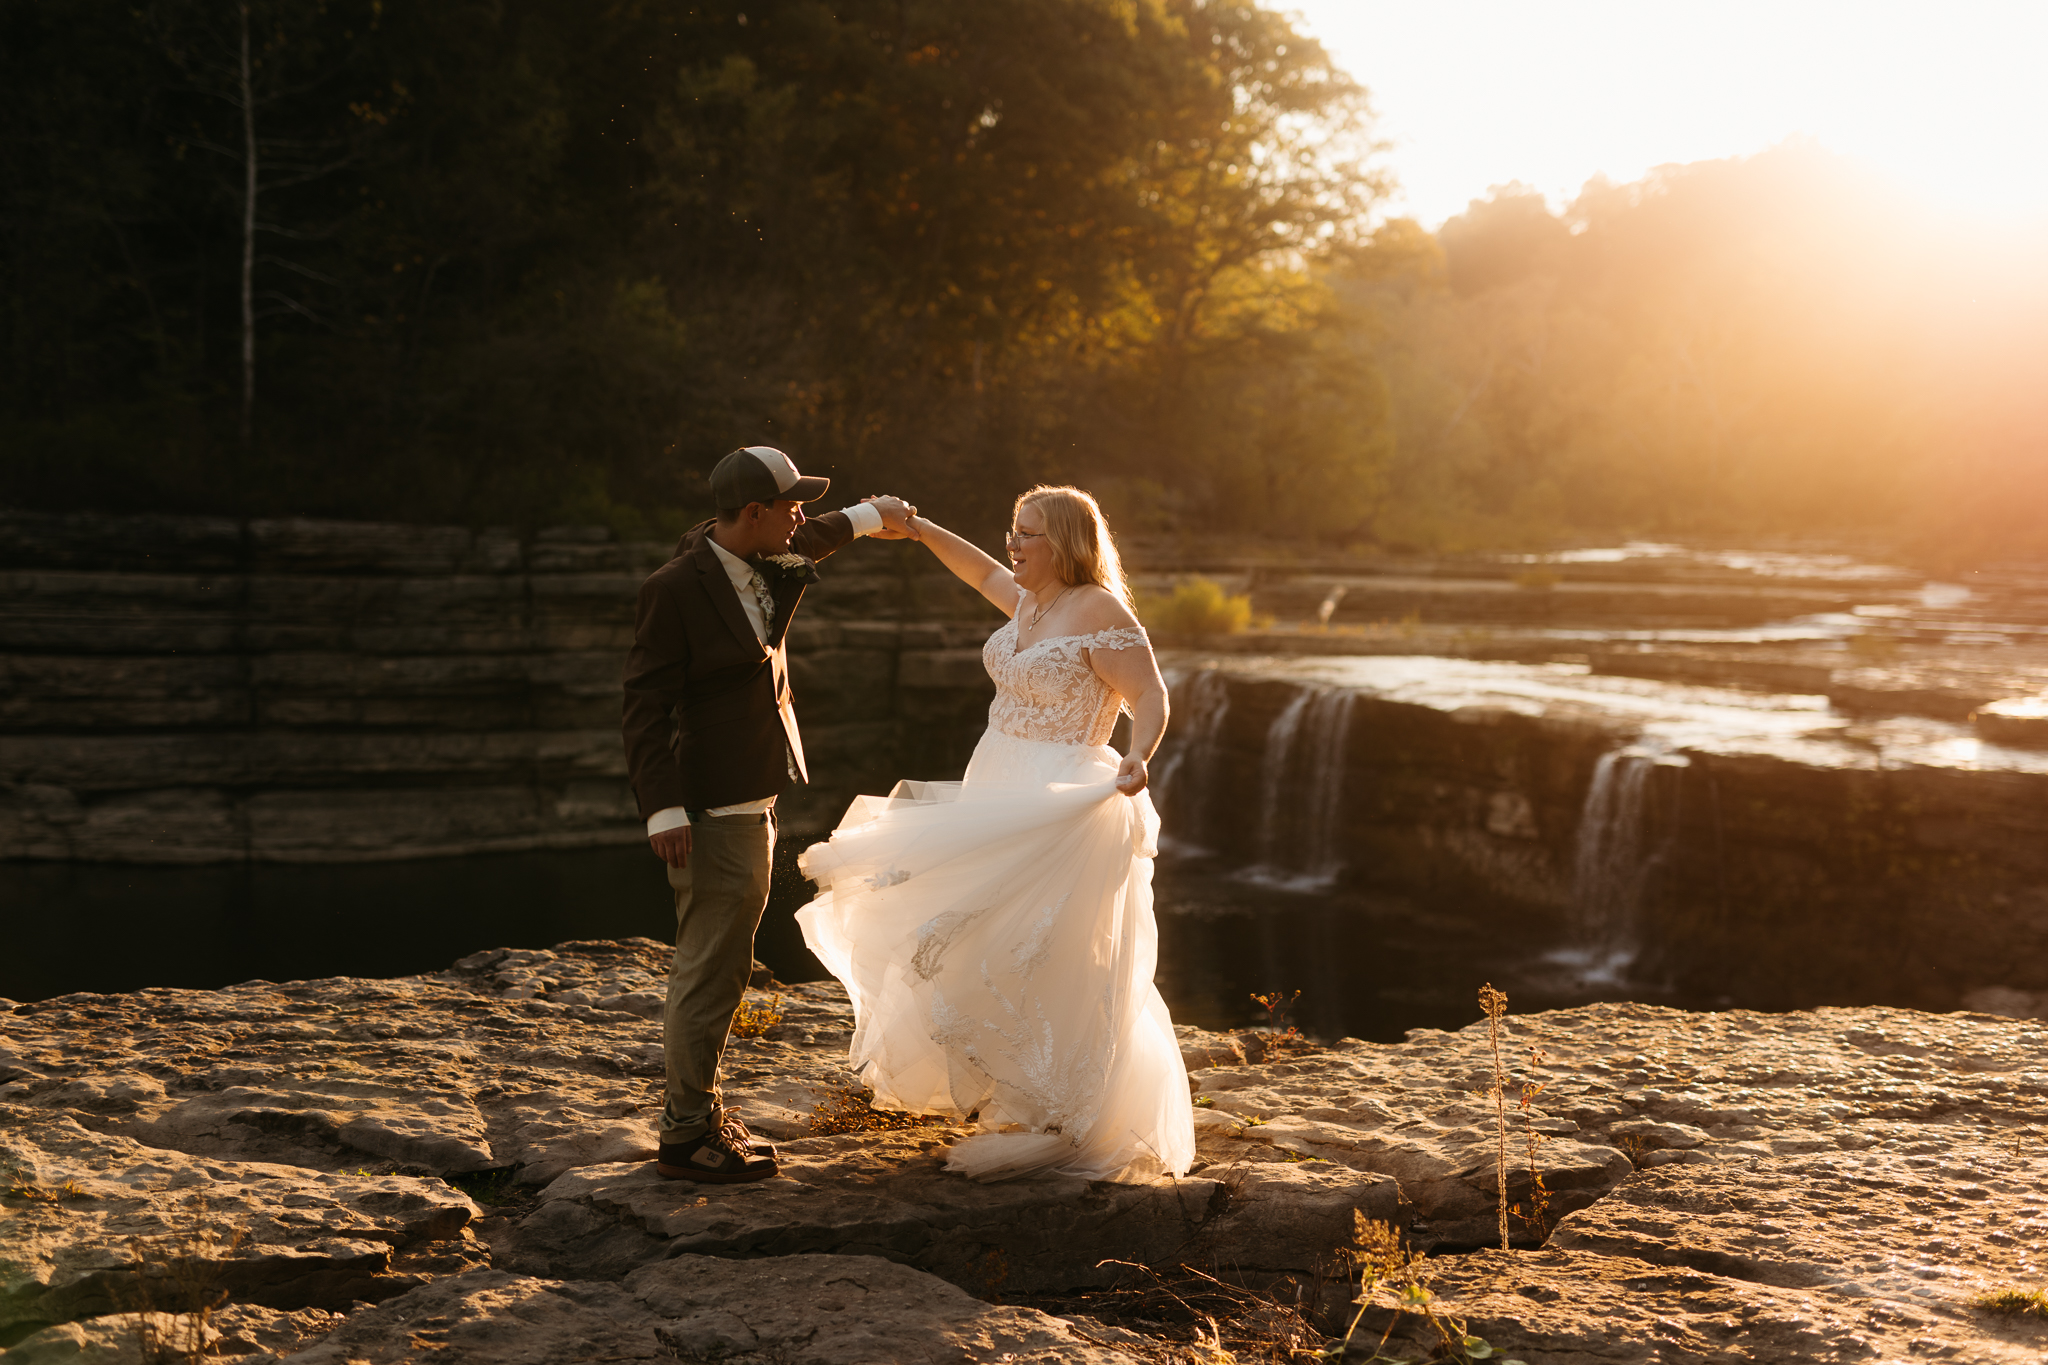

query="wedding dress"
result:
[796,620,1195,1182]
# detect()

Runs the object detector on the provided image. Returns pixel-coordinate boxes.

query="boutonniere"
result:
[759,552,819,585]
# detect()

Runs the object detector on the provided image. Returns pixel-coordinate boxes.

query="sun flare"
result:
[1288,0,2048,227]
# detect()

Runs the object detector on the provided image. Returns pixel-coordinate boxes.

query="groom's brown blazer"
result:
[622,513,857,818]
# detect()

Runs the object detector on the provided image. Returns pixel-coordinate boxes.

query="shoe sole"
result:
[654,1160,780,1184]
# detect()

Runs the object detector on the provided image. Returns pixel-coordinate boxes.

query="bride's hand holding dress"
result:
[795,494,1193,1182]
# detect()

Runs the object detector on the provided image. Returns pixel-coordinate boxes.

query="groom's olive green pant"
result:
[660,809,775,1144]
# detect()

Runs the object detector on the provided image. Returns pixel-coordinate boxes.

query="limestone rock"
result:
[277,1259,1141,1364]
[1,511,1000,865]
[9,941,2048,1364]
[1549,1141,2048,1299]
[1351,1245,2045,1365]
[495,1126,1398,1294]
[3,1311,216,1364]
[0,941,853,1189]
[0,1108,477,1332]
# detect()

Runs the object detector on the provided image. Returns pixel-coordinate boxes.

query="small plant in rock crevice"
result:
[1331,1213,1526,1365]
[1252,990,1303,1033]
[4,1168,92,1205]
[729,992,785,1039]
[1976,1287,2048,1318]
[1249,989,1317,1057]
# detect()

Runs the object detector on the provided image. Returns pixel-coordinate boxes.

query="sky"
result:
[1281,0,2048,229]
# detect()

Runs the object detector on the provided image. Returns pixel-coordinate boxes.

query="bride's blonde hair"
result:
[1014,485,1133,612]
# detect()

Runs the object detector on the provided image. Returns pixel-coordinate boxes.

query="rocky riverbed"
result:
[3,941,2046,1362]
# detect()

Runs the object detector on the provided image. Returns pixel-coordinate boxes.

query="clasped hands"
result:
[861,495,921,540]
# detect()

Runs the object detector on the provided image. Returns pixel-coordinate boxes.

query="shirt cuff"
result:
[646,806,691,836]
[840,502,884,537]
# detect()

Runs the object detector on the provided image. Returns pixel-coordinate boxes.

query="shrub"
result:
[1137,576,1254,635]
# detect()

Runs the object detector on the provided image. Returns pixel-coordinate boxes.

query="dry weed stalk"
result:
[1477,983,1511,1252]
[1250,990,1315,1056]
[1077,1258,1330,1363]
[118,1194,247,1364]
[1513,1045,1553,1241]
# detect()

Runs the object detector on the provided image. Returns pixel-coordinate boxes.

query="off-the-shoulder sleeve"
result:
[1076,625,1150,652]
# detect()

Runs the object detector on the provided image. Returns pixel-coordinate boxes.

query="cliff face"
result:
[0,510,1002,864]
[1161,668,2048,1013]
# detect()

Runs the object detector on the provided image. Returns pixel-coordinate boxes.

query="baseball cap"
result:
[711,446,830,509]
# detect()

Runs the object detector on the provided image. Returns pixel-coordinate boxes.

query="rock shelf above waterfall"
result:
[4,941,2047,1363]
[1149,653,2048,1018]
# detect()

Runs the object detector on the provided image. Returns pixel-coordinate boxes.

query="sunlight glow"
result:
[1285,0,2048,226]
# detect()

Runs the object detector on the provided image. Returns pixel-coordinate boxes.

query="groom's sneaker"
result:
[655,1111,779,1184]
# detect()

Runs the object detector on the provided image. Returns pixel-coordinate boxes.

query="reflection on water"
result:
[0,843,1666,1041]
[1145,856,1681,1041]
[1,848,678,1002]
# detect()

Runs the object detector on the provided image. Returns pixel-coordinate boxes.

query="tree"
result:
[145,0,387,448]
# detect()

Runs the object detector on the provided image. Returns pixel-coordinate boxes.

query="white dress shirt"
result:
[646,501,884,836]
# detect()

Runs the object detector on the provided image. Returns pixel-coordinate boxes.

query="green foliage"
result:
[1137,576,1254,635]
[1976,1287,2048,1318]
[9,7,2039,557]
[0,0,1388,536]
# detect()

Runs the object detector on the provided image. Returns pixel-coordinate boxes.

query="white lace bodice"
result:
[981,619,1150,746]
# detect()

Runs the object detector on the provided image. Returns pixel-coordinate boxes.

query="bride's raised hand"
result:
[862,495,920,539]
[1115,753,1148,796]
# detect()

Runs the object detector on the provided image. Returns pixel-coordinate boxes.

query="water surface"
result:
[0,841,1666,1041]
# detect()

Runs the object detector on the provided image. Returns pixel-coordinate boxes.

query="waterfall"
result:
[1251,689,1317,866]
[1565,742,1686,982]
[1243,684,1357,890]
[1155,670,1360,887]
[1152,668,1232,854]
[1301,688,1358,878]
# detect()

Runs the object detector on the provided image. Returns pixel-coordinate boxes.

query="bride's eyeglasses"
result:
[1006,529,1045,546]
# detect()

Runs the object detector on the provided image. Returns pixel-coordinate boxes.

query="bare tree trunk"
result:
[239,0,256,448]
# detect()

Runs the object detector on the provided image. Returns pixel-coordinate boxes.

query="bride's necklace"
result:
[1025,585,1073,631]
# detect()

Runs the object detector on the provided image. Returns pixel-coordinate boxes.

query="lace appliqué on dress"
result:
[911,903,992,981]
[982,621,1152,747]
[1008,895,1070,976]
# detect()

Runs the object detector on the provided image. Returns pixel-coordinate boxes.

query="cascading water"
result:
[1250,690,1317,866]
[1299,688,1357,879]
[1243,684,1358,890]
[1151,668,1232,854]
[1563,741,1687,982]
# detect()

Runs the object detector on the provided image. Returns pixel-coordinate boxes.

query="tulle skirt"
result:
[795,729,1194,1182]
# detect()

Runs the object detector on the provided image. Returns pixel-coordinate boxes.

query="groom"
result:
[622,445,914,1183]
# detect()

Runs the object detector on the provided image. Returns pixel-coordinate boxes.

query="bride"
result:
[795,485,1195,1182]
